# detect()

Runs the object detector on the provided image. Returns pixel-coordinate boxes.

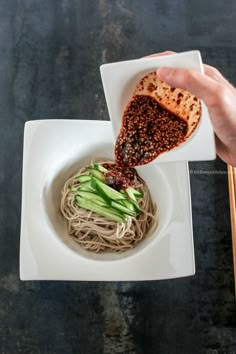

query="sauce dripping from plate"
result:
[114,71,201,167]
[115,95,188,167]
[102,162,140,190]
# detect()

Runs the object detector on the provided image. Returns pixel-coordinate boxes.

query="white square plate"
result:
[100,50,216,163]
[20,120,195,281]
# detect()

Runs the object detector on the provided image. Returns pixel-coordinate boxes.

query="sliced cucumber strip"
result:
[76,190,107,205]
[93,163,108,173]
[77,185,94,192]
[75,196,125,223]
[75,175,92,183]
[111,201,136,217]
[126,186,143,198]
[91,177,126,201]
[121,199,135,212]
[77,180,95,192]
[93,182,112,205]
[86,167,105,181]
[126,188,141,213]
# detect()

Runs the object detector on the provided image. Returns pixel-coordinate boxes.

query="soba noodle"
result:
[60,160,158,253]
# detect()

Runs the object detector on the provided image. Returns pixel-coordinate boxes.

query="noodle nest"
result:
[60,160,158,253]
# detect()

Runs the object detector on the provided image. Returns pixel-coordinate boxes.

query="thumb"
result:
[157,67,217,106]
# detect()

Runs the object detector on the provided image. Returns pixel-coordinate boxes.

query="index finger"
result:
[157,67,221,107]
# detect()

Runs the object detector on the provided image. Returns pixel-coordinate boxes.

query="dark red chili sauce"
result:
[115,95,188,167]
[102,163,139,190]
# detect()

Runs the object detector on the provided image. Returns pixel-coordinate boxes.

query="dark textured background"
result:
[0,0,236,353]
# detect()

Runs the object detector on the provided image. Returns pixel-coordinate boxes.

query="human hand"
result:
[148,52,236,166]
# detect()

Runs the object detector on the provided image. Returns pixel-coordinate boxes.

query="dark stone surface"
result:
[0,0,236,353]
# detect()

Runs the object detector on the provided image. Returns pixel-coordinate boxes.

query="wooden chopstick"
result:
[227,164,236,295]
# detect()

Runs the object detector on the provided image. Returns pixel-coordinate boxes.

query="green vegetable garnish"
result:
[72,165,143,222]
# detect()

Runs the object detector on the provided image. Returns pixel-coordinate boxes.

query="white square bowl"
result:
[20,120,195,281]
[100,50,216,163]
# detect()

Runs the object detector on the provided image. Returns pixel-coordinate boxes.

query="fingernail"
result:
[156,67,172,80]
